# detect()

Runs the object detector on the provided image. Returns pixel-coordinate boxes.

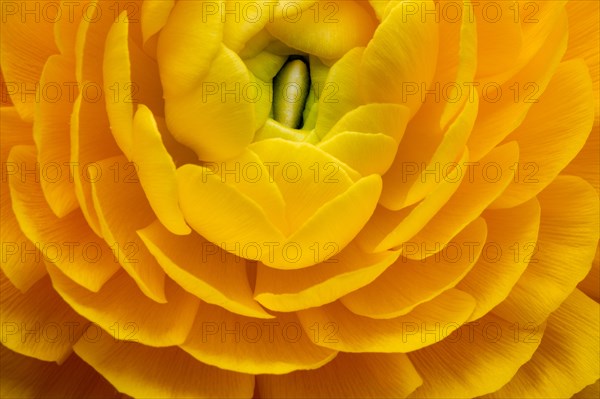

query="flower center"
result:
[272,56,311,129]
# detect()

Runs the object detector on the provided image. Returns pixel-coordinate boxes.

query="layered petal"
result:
[1,346,119,398]
[138,220,271,319]
[408,313,545,397]
[484,290,599,398]
[73,329,254,398]
[492,176,599,325]
[257,352,422,399]
[182,302,336,374]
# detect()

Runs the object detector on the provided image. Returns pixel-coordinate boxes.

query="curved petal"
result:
[474,0,522,80]
[73,331,254,398]
[177,161,287,263]
[33,55,78,217]
[47,265,200,347]
[132,105,190,235]
[467,11,568,161]
[358,149,469,253]
[0,0,58,120]
[563,123,599,194]
[408,313,545,398]
[157,0,223,98]
[223,0,271,53]
[103,13,134,160]
[141,0,175,45]
[138,220,272,319]
[165,45,255,161]
[341,218,486,319]
[266,0,376,60]
[458,198,541,321]
[483,290,599,399]
[257,352,422,399]
[491,59,595,208]
[72,6,123,236]
[282,174,381,267]
[403,142,518,260]
[0,347,119,398]
[381,93,478,210]
[325,103,410,142]
[181,302,336,375]
[297,290,476,353]
[565,0,599,122]
[1,274,85,363]
[318,132,398,176]
[254,243,401,312]
[90,156,168,303]
[314,48,364,137]
[492,176,599,324]
[359,0,438,118]
[8,145,119,292]
[1,108,46,291]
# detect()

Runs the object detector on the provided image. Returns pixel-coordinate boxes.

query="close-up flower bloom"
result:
[1,0,599,397]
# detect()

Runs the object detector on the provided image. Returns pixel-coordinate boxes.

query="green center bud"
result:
[273,58,310,129]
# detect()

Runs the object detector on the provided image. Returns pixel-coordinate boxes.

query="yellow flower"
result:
[1,0,599,397]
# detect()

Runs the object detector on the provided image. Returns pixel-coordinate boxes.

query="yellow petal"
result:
[164,45,255,161]
[318,132,398,176]
[342,218,485,319]
[565,0,599,122]
[408,313,545,398]
[223,0,271,53]
[403,142,518,260]
[138,220,272,319]
[33,55,78,217]
[437,0,478,130]
[266,0,376,60]
[474,0,522,80]
[491,59,595,208]
[467,11,567,161]
[574,381,600,399]
[0,0,57,120]
[0,346,120,398]
[1,108,46,291]
[358,150,469,253]
[90,156,168,303]
[314,48,364,137]
[72,5,123,236]
[492,176,599,324]
[1,274,85,363]
[359,0,438,118]
[577,247,599,302]
[244,50,286,83]
[325,103,410,142]
[141,0,175,45]
[53,0,88,56]
[563,123,599,195]
[483,290,599,399]
[73,330,254,398]
[157,0,223,99]
[458,198,541,321]
[103,13,134,160]
[8,145,119,292]
[282,174,381,267]
[381,93,478,210]
[132,105,190,235]
[257,352,422,398]
[182,301,336,374]
[48,264,200,347]
[177,146,287,239]
[254,243,401,312]
[249,138,353,227]
[297,289,476,353]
